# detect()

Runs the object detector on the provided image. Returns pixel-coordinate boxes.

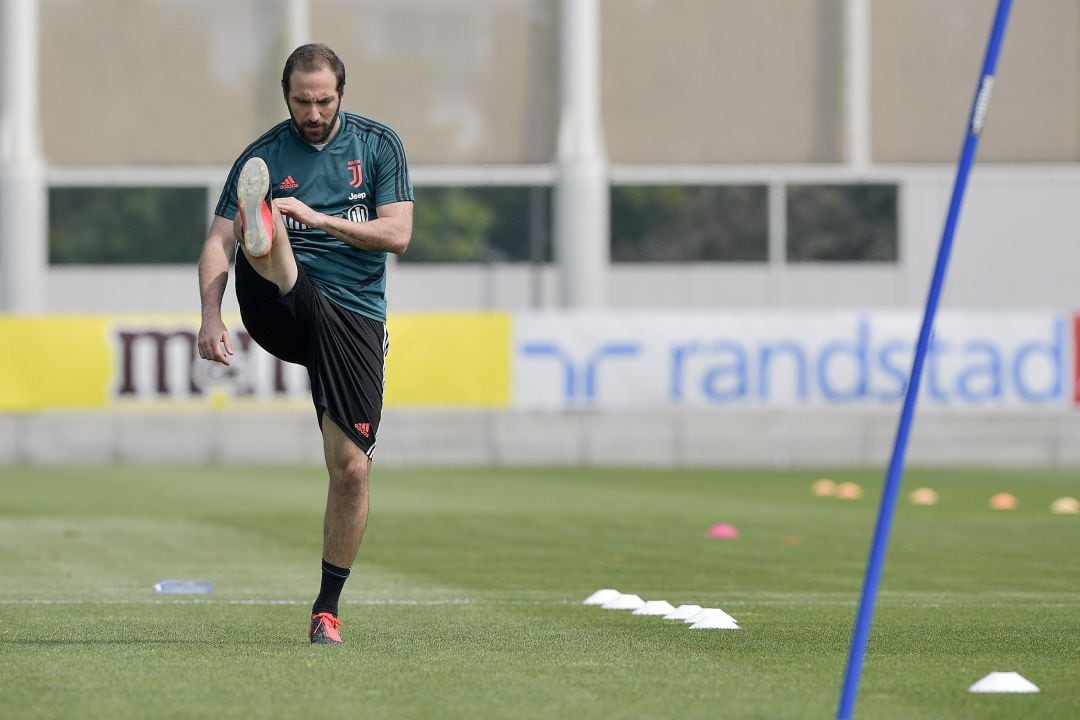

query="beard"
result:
[292,100,340,145]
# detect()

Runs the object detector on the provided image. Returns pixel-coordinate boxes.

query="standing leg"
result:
[309,415,372,645]
[320,416,372,568]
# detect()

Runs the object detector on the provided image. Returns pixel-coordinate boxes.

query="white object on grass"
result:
[687,608,740,629]
[632,600,676,616]
[967,672,1039,694]
[601,593,645,610]
[582,588,621,605]
[664,604,703,621]
[685,608,737,625]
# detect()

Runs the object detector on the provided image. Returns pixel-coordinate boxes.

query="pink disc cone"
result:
[706,523,740,539]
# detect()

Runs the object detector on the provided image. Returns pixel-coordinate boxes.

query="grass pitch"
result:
[1,465,1078,719]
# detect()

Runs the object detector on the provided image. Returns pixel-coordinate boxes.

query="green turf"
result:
[1,465,1078,719]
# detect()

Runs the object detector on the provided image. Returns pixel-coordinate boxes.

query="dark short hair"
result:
[281,43,346,97]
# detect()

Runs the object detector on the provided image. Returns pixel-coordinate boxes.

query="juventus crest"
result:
[347,159,363,188]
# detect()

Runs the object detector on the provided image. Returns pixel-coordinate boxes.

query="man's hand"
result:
[198,317,235,366]
[274,196,325,229]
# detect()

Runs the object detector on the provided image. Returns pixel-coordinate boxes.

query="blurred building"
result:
[35,0,1080,165]
[16,0,1078,313]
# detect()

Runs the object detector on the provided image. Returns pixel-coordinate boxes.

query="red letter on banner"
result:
[1073,314,1080,404]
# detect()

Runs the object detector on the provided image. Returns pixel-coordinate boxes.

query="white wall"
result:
[4,409,1080,468]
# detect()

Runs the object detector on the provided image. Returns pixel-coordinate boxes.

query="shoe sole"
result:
[237,157,273,259]
[310,635,343,645]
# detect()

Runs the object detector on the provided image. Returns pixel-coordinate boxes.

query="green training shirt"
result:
[215,111,413,322]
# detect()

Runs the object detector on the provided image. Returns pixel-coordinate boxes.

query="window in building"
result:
[611,185,768,262]
[786,184,898,262]
[403,186,551,263]
[49,187,209,264]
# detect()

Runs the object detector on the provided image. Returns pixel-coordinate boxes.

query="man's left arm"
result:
[274,197,413,255]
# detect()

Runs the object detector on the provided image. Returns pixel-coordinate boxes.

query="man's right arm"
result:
[197,215,238,365]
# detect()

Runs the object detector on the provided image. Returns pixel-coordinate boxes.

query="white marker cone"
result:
[582,588,621,606]
[685,608,738,625]
[968,672,1039,693]
[688,610,740,630]
[633,600,676,616]
[664,604,703,621]
[601,593,645,611]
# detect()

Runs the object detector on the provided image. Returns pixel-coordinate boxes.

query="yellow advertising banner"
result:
[386,312,511,407]
[0,316,113,410]
[0,313,511,411]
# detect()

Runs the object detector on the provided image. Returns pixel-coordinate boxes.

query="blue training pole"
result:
[835,2,1014,718]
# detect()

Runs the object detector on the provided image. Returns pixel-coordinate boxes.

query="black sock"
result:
[312,559,351,617]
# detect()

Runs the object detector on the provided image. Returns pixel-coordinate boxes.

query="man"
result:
[196,43,413,645]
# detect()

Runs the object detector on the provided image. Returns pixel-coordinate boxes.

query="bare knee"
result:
[329,457,369,506]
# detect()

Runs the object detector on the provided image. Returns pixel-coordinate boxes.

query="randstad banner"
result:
[514,312,1076,410]
[0,313,512,411]
[1,311,1076,412]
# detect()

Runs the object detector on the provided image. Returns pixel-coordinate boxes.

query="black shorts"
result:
[234,251,388,458]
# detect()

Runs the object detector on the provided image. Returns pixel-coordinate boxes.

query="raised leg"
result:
[234,157,298,295]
